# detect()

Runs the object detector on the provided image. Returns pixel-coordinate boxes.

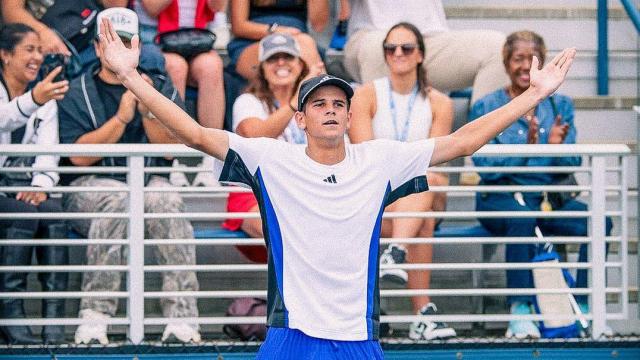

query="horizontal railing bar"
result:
[0,212,128,220]
[143,211,596,220]
[0,166,129,173]
[0,265,128,272]
[0,235,620,247]
[0,318,129,326]
[0,143,629,156]
[143,185,594,193]
[0,186,129,193]
[0,291,128,299]
[143,262,610,272]
[0,239,129,246]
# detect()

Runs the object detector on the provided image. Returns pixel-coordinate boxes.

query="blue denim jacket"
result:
[469,88,580,185]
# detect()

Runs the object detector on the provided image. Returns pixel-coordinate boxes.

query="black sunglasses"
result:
[383,43,418,56]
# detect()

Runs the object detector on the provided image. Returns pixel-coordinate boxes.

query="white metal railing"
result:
[0,143,631,343]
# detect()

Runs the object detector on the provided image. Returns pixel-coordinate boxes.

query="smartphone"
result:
[39,53,66,82]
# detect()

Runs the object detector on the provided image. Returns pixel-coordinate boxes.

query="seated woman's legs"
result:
[0,197,40,344]
[189,51,225,129]
[163,53,189,99]
[381,173,454,340]
[34,199,68,344]
[538,198,613,305]
[477,193,538,304]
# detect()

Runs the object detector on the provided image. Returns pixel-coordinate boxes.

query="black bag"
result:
[222,297,267,341]
[39,0,101,52]
[545,96,579,210]
[155,28,216,59]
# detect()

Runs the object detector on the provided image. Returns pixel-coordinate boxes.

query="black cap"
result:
[297,75,354,111]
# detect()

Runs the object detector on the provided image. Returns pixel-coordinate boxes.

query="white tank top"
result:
[178,0,198,28]
[348,0,448,37]
[372,77,432,142]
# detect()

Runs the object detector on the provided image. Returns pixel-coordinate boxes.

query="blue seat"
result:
[434,224,492,238]
[193,228,249,239]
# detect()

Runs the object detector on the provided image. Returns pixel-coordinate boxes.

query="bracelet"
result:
[289,103,297,112]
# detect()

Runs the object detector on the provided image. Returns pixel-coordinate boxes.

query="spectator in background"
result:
[470,30,613,339]
[0,23,69,345]
[344,0,509,105]
[224,33,322,263]
[134,0,226,187]
[1,0,165,75]
[349,22,454,340]
[229,0,329,80]
[57,8,200,345]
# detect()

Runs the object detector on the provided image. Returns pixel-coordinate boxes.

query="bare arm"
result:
[100,0,129,7]
[427,89,454,139]
[98,18,229,160]
[307,0,330,32]
[1,0,69,55]
[70,116,129,166]
[347,83,376,143]
[230,0,267,39]
[140,0,172,18]
[429,48,576,166]
[236,106,297,138]
[207,0,226,12]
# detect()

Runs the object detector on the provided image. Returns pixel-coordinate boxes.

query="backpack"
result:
[38,0,101,52]
[223,298,267,341]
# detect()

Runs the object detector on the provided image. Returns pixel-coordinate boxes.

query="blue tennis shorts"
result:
[256,327,384,359]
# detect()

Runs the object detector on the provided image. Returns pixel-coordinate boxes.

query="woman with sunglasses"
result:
[222,33,322,263]
[0,23,69,344]
[349,22,455,341]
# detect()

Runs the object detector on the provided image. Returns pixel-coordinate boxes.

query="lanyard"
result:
[388,79,419,142]
[275,100,306,144]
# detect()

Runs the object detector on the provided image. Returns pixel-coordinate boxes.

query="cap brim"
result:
[298,78,354,111]
[259,46,300,62]
[116,30,135,40]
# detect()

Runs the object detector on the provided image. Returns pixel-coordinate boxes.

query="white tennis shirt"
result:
[215,132,435,341]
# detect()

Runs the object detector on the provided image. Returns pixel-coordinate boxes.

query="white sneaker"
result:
[192,156,219,187]
[75,309,110,345]
[379,244,408,285]
[162,322,202,343]
[409,303,457,340]
[170,159,190,187]
[505,302,541,339]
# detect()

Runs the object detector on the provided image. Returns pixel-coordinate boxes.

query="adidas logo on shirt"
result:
[323,174,337,184]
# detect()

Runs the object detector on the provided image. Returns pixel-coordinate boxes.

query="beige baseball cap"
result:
[96,7,139,40]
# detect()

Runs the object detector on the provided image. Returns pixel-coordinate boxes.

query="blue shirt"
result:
[469,88,580,185]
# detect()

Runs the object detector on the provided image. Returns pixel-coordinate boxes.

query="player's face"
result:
[295,85,351,142]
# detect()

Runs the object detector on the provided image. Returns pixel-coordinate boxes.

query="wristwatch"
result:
[268,22,279,34]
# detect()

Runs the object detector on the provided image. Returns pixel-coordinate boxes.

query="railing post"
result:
[597,0,609,95]
[127,156,145,344]
[620,155,629,318]
[590,155,607,338]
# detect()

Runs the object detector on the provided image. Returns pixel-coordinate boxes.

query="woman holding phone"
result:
[0,23,69,344]
[470,30,612,339]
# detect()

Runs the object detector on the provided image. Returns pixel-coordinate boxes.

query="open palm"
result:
[98,18,140,78]
[529,48,576,99]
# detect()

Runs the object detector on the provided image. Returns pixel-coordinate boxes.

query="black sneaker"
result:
[379,244,408,285]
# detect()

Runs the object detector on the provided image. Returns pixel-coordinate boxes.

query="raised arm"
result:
[97,18,229,160]
[429,48,576,166]
[347,83,376,143]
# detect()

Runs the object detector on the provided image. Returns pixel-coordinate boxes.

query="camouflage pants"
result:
[63,175,199,318]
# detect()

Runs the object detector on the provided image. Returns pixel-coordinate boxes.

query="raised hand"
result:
[98,18,140,79]
[548,114,569,144]
[32,66,69,104]
[529,48,576,100]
